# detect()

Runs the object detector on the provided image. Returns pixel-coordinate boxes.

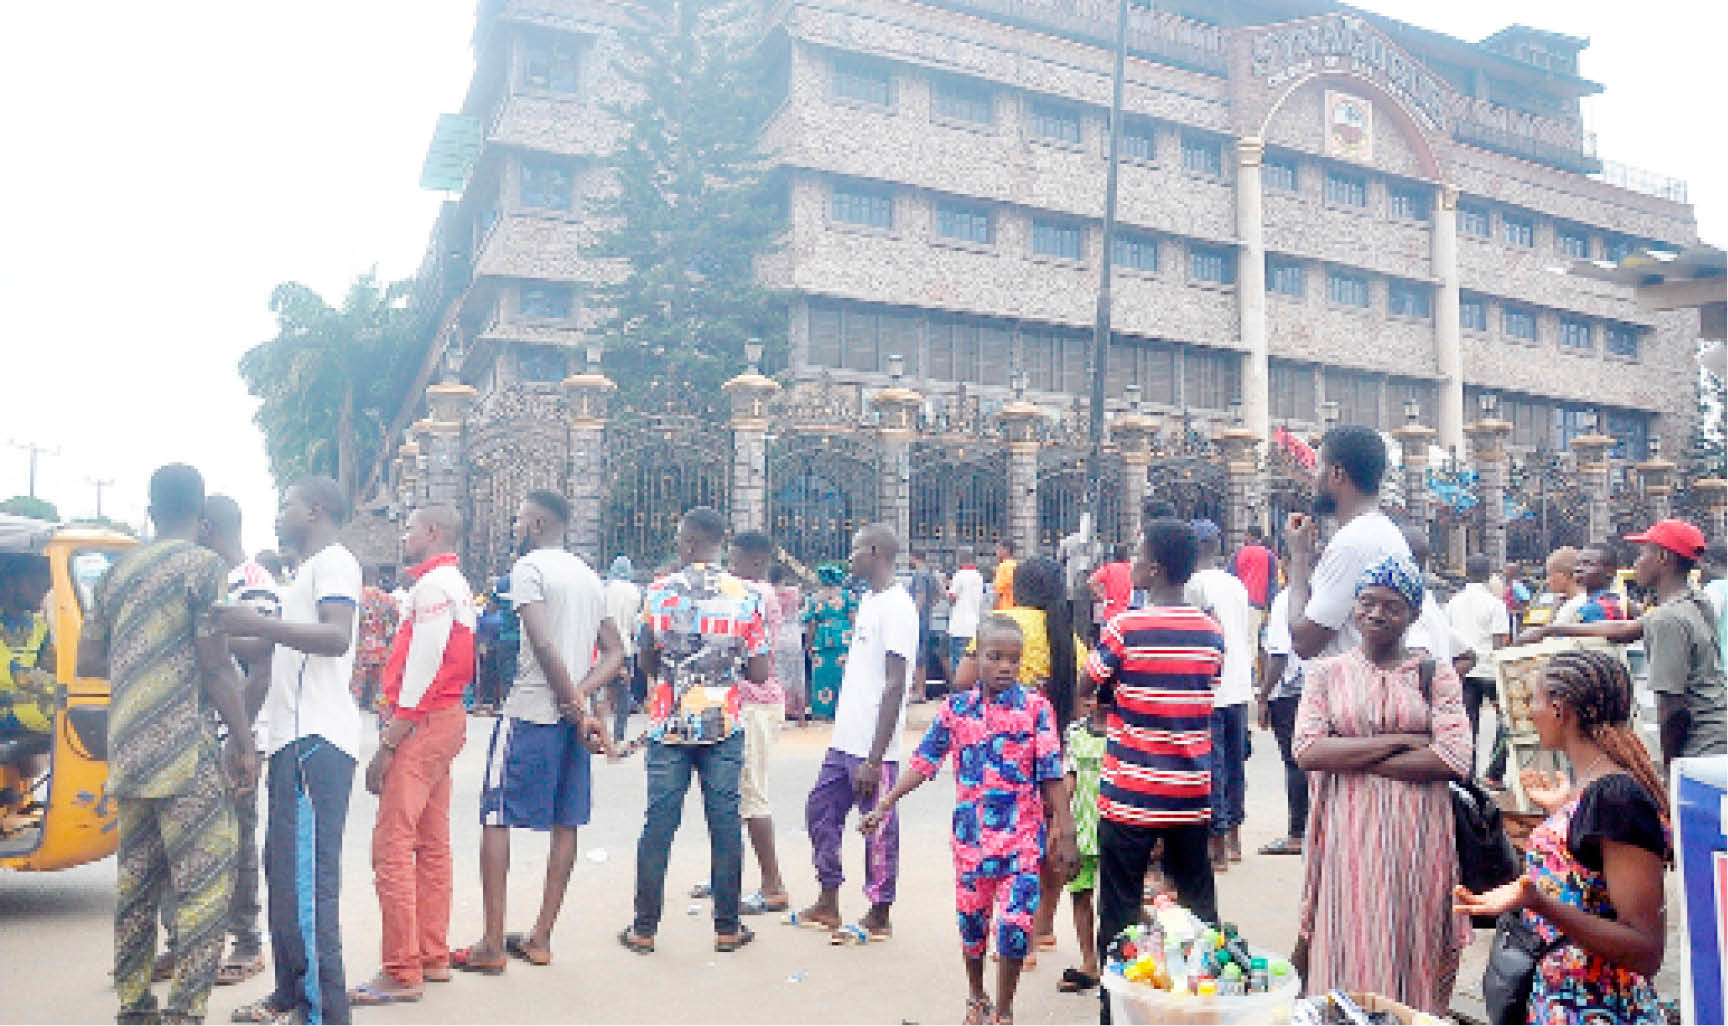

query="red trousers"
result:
[373,703,467,986]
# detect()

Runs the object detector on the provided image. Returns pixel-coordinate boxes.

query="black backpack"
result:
[1418,658,1522,928]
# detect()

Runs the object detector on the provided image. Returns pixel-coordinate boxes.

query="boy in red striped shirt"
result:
[1084,518,1224,1023]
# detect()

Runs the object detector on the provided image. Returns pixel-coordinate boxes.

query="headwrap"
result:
[1354,554,1424,613]
[816,561,846,586]
[1189,519,1221,545]
[609,555,633,581]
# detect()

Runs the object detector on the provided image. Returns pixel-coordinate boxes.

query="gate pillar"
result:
[1569,432,1616,544]
[1111,410,1158,548]
[724,371,782,535]
[1634,439,1676,525]
[1392,419,1437,552]
[1466,407,1513,570]
[1217,427,1259,557]
[423,383,476,510]
[394,440,422,515]
[1696,477,1728,548]
[999,400,1045,557]
[874,384,923,560]
[563,371,616,562]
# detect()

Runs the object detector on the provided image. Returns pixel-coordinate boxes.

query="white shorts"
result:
[739,702,784,820]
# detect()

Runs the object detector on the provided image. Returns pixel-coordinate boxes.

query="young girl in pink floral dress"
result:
[862,615,1079,1025]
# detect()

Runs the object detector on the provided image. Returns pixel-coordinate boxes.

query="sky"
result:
[1,1,1721,557]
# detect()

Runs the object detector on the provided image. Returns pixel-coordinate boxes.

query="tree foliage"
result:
[0,495,58,522]
[238,273,417,501]
[585,0,787,416]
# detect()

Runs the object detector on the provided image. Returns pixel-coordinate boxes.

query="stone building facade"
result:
[386,0,1701,577]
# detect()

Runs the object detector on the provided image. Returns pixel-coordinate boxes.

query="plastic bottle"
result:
[1196,979,1219,998]
[1184,942,1207,990]
[1221,922,1255,973]
[1250,957,1270,994]
[1164,936,1188,994]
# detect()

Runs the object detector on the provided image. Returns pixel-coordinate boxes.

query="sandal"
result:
[618,928,655,955]
[504,932,552,966]
[348,974,422,1005]
[1257,836,1304,856]
[450,944,508,975]
[786,908,841,931]
[715,925,756,952]
[1036,934,1059,950]
[216,950,266,986]
[153,951,175,983]
[740,890,791,915]
[689,881,712,899]
[1058,967,1100,993]
[963,995,995,1025]
[229,999,294,1024]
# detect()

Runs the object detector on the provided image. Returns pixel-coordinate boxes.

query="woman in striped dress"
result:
[1293,555,1473,1014]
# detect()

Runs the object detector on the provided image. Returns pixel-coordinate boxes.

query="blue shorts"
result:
[480,717,591,830]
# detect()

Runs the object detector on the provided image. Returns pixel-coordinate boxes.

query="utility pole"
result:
[87,477,115,519]
[7,440,59,499]
[1086,0,1132,543]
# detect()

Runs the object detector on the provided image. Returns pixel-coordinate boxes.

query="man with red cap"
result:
[1531,518,1725,765]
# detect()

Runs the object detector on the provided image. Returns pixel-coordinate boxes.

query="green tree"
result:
[0,495,58,521]
[585,0,787,415]
[238,273,416,499]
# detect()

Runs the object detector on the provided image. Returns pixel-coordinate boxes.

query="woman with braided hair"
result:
[1455,649,1669,1023]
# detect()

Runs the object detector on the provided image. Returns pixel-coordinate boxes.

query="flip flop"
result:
[1058,967,1100,993]
[618,928,655,955]
[228,1000,294,1024]
[859,920,893,942]
[216,951,265,986]
[450,944,507,975]
[741,891,791,915]
[963,995,995,1025]
[715,925,756,952]
[1257,837,1304,856]
[785,909,841,930]
[348,978,422,1006]
[504,932,552,966]
[689,881,712,899]
[1036,934,1059,950]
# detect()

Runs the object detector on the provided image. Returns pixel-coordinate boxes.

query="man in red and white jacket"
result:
[352,505,476,1004]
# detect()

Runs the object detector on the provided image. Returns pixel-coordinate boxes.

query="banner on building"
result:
[1324,90,1373,164]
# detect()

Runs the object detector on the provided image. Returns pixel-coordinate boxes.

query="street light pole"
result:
[1086,0,1131,544]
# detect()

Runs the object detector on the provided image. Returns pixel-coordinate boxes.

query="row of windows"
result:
[807,300,1241,408]
[1264,257,1432,318]
[1267,361,1437,430]
[1459,294,1643,358]
[1467,389,1651,458]
[1456,202,1661,262]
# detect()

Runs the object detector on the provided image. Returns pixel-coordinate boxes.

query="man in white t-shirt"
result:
[1284,426,1412,663]
[1183,519,1255,870]
[1446,553,1511,779]
[463,490,622,972]
[799,524,917,939]
[945,547,985,685]
[214,476,362,1024]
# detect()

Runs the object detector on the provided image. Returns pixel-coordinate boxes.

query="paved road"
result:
[0,705,1681,1023]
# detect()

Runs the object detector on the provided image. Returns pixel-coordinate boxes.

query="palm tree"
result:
[238,273,415,501]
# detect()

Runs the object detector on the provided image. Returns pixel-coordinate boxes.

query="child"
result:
[1058,684,1107,993]
[861,615,1078,1025]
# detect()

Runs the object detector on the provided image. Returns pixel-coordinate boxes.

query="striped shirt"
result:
[1084,605,1224,827]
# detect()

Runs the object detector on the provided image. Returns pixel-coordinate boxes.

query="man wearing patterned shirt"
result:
[621,507,768,955]
[78,464,255,1025]
[1084,518,1224,1023]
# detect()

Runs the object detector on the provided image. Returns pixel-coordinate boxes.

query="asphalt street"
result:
[0,704,1682,1023]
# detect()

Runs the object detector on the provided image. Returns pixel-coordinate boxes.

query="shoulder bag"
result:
[1483,910,1563,1025]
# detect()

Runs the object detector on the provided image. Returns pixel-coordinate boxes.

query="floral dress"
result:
[1522,773,1668,1025]
[801,585,854,720]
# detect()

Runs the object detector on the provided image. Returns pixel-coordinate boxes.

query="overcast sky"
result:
[1,0,1720,556]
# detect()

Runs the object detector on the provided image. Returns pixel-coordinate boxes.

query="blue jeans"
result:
[632,733,745,936]
[263,737,354,1024]
[1208,704,1247,835]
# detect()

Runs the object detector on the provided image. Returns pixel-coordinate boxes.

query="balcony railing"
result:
[1595,160,1690,205]
[920,0,1227,76]
[1451,117,1602,176]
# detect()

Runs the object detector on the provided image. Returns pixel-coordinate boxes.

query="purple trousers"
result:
[805,748,899,905]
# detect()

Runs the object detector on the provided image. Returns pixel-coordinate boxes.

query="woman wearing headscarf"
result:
[801,562,855,721]
[1455,649,1669,1023]
[1293,555,1473,1013]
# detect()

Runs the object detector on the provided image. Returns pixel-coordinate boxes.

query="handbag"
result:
[1417,659,1522,927]
[1483,911,1563,1025]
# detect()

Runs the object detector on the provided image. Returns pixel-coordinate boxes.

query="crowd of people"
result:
[46,421,1728,1024]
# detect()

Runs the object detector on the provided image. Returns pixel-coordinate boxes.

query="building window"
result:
[1388,185,1429,220]
[1020,326,1089,393]
[1180,132,1224,176]
[1502,212,1535,247]
[1605,236,1636,262]
[1113,232,1158,272]
[1188,244,1234,285]
[1121,119,1157,161]
[1604,409,1649,459]
[808,300,922,375]
[1027,100,1082,144]
[1558,226,1591,259]
[1324,169,1368,207]
[1459,203,1492,237]
[1032,219,1085,260]
[830,181,893,229]
[1262,153,1298,192]
[1183,346,1241,410]
[1326,270,1370,308]
[1325,368,1382,429]
[1504,305,1539,341]
[1388,280,1431,318]
[1606,323,1641,359]
[1460,293,1487,331]
[936,200,994,245]
[1559,317,1593,350]
[1266,256,1304,296]
[522,33,580,93]
[519,282,573,320]
[520,156,574,210]
[1387,379,1436,429]
[833,57,892,107]
[931,75,993,124]
[516,345,567,382]
[1269,360,1316,421]
[1111,336,1177,405]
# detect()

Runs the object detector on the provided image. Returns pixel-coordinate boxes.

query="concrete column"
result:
[1111,411,1158,549]
[1466,415,1512,569]
[394,441,421,515]
[1570,433,1616,543]
[422,383,476,511]
[1433,184,1466,453]
[873,384,924,563]
[1392,421,1437,551]
[999,400,1046,557]
[1695,478,1728,548]
[562,372,616,563]
[723,372,783,534]
[1235,137,1270,447]
[1217,426,1259,556]
[1635,444,1676,525]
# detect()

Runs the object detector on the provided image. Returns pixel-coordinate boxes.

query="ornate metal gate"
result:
[1144,457,1228,527]
[1037,448,1124,550]
[463,385,569,580]
[767,430,879,569]
[910,440,1008,561]
[600,412,729,571]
